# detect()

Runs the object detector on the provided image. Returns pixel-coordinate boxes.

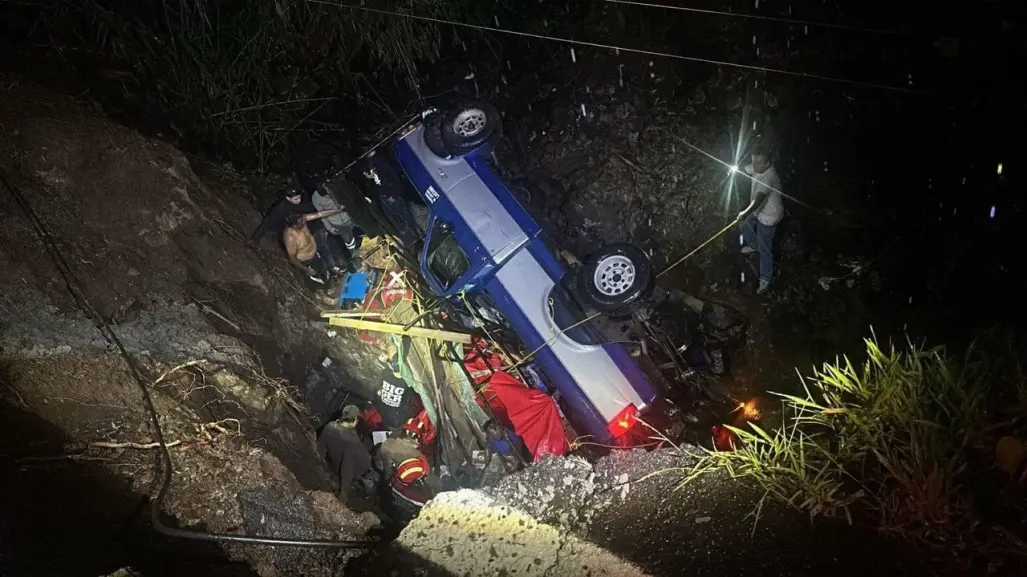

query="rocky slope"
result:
[0,80,382,577]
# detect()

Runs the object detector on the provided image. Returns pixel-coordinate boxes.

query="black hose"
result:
[2,173,372,550]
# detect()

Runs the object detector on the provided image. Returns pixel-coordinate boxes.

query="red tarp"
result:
[464,342,569,461]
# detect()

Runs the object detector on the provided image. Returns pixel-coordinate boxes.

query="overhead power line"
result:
[602,0,911,37]
[308,1,920,94]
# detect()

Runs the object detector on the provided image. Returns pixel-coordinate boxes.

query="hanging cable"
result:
[601,0,912,37]
[1,172,373,549]
[323,111,422,184]
[307,1,922,94]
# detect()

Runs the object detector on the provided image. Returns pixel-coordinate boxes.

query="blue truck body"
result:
[391,121,657,443]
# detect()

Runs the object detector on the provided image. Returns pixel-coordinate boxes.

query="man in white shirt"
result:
[737,147,784,295]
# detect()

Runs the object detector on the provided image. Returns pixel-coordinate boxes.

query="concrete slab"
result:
[395,489,648,577]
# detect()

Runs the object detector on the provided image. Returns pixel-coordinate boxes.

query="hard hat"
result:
[394,456,429,485]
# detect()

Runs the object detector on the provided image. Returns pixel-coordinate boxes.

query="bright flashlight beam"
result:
[674,136,820,212]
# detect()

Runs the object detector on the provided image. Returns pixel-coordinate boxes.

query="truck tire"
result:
[440,101,501,155]
[577,243,654,313]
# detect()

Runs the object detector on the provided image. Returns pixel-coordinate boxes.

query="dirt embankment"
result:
[0,80,382,576]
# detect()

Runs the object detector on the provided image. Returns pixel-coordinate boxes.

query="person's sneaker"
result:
[757,279,770,295]
[741,246,756,255]
[309,275,325,285]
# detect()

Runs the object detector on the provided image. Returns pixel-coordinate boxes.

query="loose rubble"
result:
[481,449,699,534]
[236,487,379,576]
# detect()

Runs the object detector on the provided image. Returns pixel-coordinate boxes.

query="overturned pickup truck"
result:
[344,102,664,446]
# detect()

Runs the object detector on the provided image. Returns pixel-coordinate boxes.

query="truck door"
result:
[420,216,488,297]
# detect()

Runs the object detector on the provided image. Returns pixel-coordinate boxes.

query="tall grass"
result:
[690,334,1027,570]
[31,0,458,169]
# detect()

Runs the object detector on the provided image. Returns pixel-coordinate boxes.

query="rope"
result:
[325,112,422,182]
[465,218,741,373]
[602,0,912,37]
[307,1,922,94]
[360,252,396,316]
[572,438,665,450]
[571,433,665,451]
[657,217,741,278]
[500,310,603,373]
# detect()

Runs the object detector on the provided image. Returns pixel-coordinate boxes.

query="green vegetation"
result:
[690,334,1027,572]
[32,0,458,168]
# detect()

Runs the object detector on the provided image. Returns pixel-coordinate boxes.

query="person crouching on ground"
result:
[737,146,784,295]
[317,405,372,504]
[376,428,442,525]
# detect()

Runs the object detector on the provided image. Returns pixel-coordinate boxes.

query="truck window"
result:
[547,282,606,346]
[426,220,470,290]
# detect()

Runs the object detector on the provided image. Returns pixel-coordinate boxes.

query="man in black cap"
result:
[250,183,314,243]
[316,405,372,502]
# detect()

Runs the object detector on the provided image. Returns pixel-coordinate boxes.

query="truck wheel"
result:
[440,101,501,155]
[577,243,654,313]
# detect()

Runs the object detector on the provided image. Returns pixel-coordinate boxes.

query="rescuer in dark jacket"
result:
[250,185,314,243]
[375,362,417,430]
[316,405,372,502]
[376,429,442,525]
